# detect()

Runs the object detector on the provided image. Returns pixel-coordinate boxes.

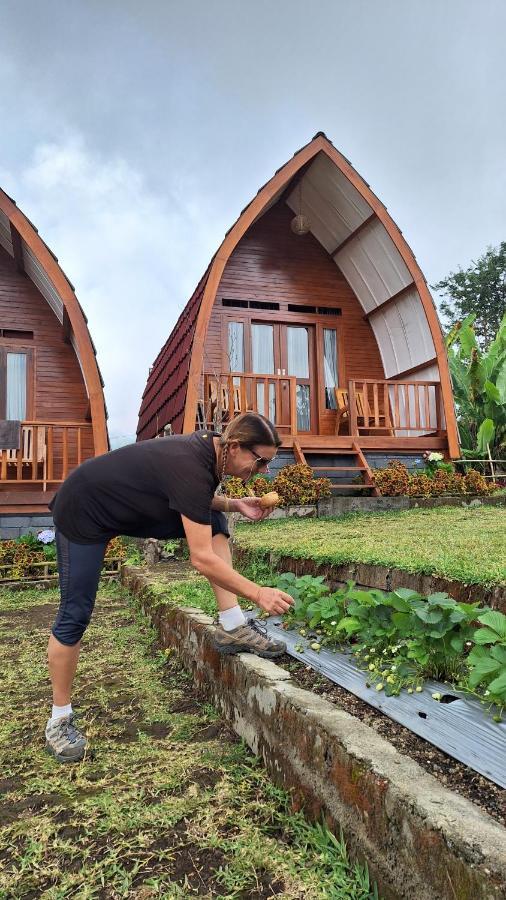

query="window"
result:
[0,349,30,420]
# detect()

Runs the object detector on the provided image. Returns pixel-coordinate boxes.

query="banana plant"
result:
[446,313,506,457]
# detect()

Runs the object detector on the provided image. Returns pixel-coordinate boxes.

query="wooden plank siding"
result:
[205,202,385,435]
[0,245,95,504]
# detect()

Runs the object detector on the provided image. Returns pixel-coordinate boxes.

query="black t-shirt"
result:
[49,431,220,544]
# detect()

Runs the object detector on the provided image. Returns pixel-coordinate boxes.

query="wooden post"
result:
[349,380,358,436]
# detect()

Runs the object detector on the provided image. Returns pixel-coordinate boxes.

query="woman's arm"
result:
[181,515,293,615]
[211,495,270,520]
[211,495,235,513]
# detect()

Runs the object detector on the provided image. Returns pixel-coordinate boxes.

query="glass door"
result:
[251,322,277,422]
[280,325,315,433]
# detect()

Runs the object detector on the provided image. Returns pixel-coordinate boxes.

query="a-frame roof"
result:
[137,133,458,456]
[0,188,109,454]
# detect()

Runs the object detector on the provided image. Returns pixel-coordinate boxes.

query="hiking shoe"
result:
[45,714,87,763]
[213,618,286,659]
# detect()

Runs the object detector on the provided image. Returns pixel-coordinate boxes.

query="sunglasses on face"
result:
[243,446,274,470]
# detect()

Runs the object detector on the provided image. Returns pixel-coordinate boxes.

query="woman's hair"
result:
[219,412,282,448]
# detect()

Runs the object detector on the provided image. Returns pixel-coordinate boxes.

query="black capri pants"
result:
[51,511,230,646]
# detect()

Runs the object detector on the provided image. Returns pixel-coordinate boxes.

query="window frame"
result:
[0,342,34,421]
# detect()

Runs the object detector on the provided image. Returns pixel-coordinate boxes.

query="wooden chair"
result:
[334,388,394,436]
[334,388,364,435]
[204,377,242,427]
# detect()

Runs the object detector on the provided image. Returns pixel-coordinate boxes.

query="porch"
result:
[200,373,448,452]
[0,421,94,512]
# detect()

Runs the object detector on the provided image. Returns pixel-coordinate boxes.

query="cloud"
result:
[1,135,221,437]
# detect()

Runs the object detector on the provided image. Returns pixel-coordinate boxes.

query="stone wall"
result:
[0,515,54,540]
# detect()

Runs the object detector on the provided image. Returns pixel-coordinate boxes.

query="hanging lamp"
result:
[290,181,310,235]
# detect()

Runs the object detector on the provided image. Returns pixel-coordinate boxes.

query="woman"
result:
[45,412,293,762]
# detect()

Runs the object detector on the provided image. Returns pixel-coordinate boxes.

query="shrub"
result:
[373,459,496,497]
[225,464,332,506]
[372,461,410,496]
[0,533,127,580]
[463,468,494,494]
[272,465,332,506]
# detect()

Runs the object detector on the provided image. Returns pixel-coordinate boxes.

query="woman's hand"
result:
[234,497,271,521]
[255,586,294,616]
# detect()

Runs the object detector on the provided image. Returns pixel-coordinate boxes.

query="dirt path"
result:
[0,584,378,899]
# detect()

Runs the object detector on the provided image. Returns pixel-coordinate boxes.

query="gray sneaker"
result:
[213,618,286,659]
[45,714,87,763]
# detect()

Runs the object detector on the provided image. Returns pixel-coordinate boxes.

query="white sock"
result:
[50,703,73,722]
[219,606,247,631]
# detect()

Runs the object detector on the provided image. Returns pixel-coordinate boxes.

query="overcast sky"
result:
[1,0,505,439]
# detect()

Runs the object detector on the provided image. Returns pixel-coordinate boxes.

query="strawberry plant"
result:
[273,571,505,717]
[466,610,506,719]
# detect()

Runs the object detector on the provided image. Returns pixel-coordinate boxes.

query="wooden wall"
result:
[0,245,94,459]
[205,202,385,434]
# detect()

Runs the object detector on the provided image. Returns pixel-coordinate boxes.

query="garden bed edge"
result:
[122,563,506,900]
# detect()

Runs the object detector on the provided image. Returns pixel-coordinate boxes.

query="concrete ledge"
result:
[232,546,506,614]
[122,564,506,900]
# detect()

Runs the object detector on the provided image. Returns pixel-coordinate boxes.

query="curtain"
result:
[256,382,276,422]
[6,353,27,420]
[287,327,309,377]
[323,329,338,409]
[251,324,274,374]
[296,384,310,430]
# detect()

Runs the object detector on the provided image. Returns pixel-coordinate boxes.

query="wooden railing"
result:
[0,421,94,490]
[202,373,299,434]
[348,379,444,436]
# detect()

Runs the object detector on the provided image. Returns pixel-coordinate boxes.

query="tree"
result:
[433,243,506,350]
[446,314,506,459]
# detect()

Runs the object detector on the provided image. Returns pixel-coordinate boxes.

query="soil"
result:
[280,655,506,826]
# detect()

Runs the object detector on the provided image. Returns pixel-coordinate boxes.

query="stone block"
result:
[0,527,21,539]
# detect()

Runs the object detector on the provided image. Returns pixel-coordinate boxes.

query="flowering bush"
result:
[225,464,332,506]
[0,533,127,581]
[373,460,497,497]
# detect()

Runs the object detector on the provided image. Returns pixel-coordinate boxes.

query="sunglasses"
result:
[243,446,274,470]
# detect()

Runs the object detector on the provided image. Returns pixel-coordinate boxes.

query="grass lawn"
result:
[234,505,506,588]
[0,582,379,899]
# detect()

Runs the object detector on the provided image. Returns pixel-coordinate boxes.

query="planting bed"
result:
[282,656,505,825]
[149,564,506,825]
[122,565,506,900]
[257,615,506,788]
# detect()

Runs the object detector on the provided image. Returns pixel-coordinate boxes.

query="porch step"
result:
[311,466,367,471]
[300,443,380,497]
[329,484,373,490]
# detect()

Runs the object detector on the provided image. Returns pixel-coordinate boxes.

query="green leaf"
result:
[496,360,506,404]
[450,636,465,653]
[391,612,411,632]
[477,610,506,639]
[393,588,422,601]
[473,627,503,645]
[483,380,500,404]
[477,418,495,454]
[426,592,453,604]
[414,607,443,624]
[347,590,378,606]
[387,595,411,612]
[490,645,506,665]
[467,645,490,664]
[487,670,506,699]
[335,616,362,635]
